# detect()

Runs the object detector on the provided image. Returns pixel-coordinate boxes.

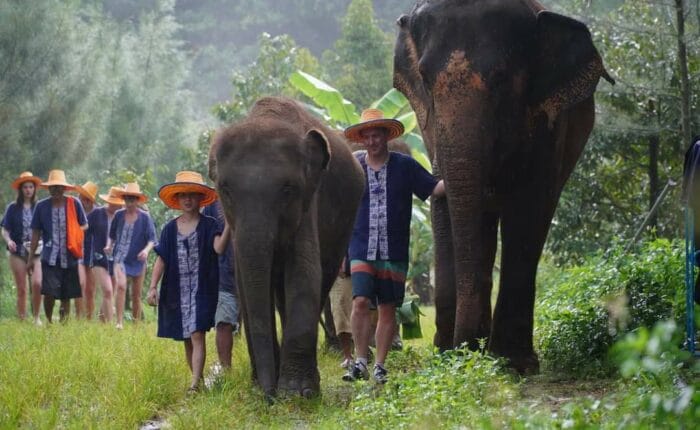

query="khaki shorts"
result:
[329,276,353,335]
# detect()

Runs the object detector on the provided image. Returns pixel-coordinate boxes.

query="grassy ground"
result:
[0,305,690,429]
[0,309,616,429]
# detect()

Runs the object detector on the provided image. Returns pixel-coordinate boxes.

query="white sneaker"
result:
[340,358,353,369]
[116,323,123,330]
[34,318,42,326]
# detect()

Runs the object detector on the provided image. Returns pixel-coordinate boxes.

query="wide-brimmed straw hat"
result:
[11,171,42,190]
[75,181,99,202]
[99,186,126,206]
[113,182,148,204]
[41,170,74,190]
[158,171,217,210]
[344,108,405,143]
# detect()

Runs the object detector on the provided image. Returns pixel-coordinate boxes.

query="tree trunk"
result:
[675,0,692,154]
[648,132,659,230]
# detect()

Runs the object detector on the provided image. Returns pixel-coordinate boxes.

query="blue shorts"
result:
[350,260,408,306]
[215,290,240,333]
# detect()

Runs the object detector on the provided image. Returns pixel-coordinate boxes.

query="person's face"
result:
[124,195,139,209]
[79,195,94,211]
[48,185,65,198]
[20,182,35,200]
[107,203,122,213]
[360,127,389,157]
[177,192,203,213]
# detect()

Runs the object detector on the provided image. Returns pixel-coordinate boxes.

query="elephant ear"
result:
[529,11,614,128]
[302,128,331,210]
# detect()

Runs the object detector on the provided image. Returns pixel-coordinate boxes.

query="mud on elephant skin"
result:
[209,97,365,397]
[394,0,613,373]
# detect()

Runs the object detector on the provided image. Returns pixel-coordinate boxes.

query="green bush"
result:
[536,239,686,374]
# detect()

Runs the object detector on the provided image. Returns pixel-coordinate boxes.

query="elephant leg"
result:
[277,222,322,397]
[432,194,456,351]
[490,182,558,374]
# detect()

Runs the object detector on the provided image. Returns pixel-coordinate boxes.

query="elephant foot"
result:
[278,368,321,398]
[504,353,540,376]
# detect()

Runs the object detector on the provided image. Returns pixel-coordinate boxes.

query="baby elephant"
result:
[209,97,365,398]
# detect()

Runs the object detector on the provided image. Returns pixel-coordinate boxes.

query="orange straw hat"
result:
[344,108,405,143]
[11,171,42,190]
[41,170,75,190]
[99,186,126,206]
[75,181,99,202]
[114,182,148,204]
[158,171,217,210]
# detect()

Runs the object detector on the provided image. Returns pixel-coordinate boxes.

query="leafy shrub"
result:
[348,347,519,429]
[536,239,685,374]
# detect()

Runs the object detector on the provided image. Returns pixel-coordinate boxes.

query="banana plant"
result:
[289,70,431,171]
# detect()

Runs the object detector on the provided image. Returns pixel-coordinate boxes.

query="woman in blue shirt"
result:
[1,172,43,323]
[105,182,156,329]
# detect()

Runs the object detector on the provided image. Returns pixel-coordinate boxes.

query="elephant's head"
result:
[210,121,331,249]
[394,0,613,163]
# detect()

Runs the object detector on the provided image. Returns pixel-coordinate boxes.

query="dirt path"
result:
[519,375,616,414]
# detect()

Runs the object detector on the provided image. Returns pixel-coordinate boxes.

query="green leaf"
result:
[370,88,409,118]
[411,148,432,173]
[397,111,417,134]
[289,70,359,125]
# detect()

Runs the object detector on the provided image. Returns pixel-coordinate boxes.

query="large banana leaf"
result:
[397,111,417,135]
[370,88,409,118]
[289,70,359,125]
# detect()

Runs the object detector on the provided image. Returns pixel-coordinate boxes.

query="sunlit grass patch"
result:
[0,321,186,428]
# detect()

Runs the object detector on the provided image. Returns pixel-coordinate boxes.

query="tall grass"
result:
[0,321,186,428]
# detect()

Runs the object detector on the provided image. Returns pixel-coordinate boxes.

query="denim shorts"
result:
[215,290,240,332]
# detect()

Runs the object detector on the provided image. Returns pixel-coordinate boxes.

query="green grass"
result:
[0,305,696,429]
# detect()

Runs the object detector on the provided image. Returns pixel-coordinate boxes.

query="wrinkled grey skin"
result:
[209,97,365,398]
[394,0,613,373]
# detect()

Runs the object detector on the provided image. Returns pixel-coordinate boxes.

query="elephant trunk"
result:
[234,220,279,396]
[435,99,494,350]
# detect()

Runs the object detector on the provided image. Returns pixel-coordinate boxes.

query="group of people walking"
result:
[2,169,239,392]
[2,108,443,391]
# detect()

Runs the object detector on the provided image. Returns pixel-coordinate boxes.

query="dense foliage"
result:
[536,239,686,374]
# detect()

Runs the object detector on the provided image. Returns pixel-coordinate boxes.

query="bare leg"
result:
[84,265,96,320]
[130,273,144,322]
[375,303,396,366]
[59,299,71,322]
[190,331,206,389]
[216,323,234,369]
[44,295,55,323]
[184,338,194,371]
[115,265,127,328]
[30,258,42,323]
[75,264,86,318]
[351,296,372,360]
[9,255,28,320]
[92,267,113,323]
[339,332,353,362]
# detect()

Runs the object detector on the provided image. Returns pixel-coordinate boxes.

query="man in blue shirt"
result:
[342,109,445,383]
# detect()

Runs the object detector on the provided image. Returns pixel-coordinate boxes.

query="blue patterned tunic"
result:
[177,231,200,337]
[155,216,221,341]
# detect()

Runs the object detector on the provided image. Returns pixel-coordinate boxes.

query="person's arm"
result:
[213,222,231,255]
[137,215,157,261]
[137,241,155,262]
[146,256,165,306]
[432,179,446,198]
[27,230,40,276]
[1,227,16,253]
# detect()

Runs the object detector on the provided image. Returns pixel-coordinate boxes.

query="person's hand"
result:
[7,240,16,253]
[146,287,158,307]
[27,264,34,278]
[104,245,113,256]
[137,250,148,262]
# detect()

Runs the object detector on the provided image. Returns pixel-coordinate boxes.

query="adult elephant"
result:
[209,97,365,397]
[393,0,614,373]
